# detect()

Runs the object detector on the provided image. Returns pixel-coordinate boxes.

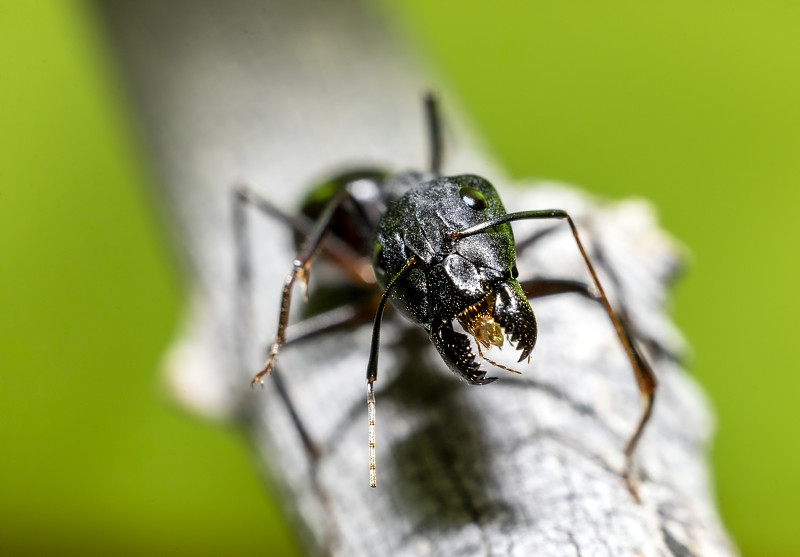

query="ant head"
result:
[372,174,537,383]
[372,175,516,287]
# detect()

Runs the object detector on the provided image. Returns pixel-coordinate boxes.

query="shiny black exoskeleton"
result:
[372,173,536,385]
[238,94,657,498]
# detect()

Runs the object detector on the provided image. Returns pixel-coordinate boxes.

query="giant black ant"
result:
[234,94,657,501]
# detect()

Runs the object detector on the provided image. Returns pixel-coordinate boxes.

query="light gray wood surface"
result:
[99,1,736,555]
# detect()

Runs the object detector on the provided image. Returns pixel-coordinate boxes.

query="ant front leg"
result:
[233,184,355,386]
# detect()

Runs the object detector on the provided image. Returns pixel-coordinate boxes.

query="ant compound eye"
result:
[459,186,487,211]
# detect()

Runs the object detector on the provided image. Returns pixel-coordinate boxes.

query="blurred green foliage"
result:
[1,1,798,556]
[0,2,298,556]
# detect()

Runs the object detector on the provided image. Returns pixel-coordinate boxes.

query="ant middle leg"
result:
[517,220,678,364]
[520,277,659,374]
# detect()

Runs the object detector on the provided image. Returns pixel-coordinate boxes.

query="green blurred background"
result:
[1,1,797,555]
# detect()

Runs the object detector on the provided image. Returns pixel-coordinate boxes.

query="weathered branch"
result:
[98,0,736,555]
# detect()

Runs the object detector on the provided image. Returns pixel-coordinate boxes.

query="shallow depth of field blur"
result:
[1,2,798,556]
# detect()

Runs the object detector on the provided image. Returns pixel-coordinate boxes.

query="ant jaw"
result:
[457,283,538,369]
[430,324,497,385]
[432,282,536,385]
[492,281,538,363]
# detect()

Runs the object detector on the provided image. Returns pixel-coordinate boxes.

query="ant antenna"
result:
[365,256,417,487]
[424,92,443,176]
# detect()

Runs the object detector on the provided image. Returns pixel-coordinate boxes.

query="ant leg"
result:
[234,185,356,386]
[234,185,374,288]
[269,297,381,460]
[519,224,678,364]
[524,272,678,363]
[423,92,443,176]
[520,277,663,373]
[455,210,657,501]
[519,278,597,301]
[589,241,682,364]
[258,303,376,557]
[285,294,381,345]
[516,209,678,352]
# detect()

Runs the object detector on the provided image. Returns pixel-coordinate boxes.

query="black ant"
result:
[235,94,657,501]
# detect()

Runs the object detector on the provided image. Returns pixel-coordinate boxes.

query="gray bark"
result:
[97,0,736,555]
